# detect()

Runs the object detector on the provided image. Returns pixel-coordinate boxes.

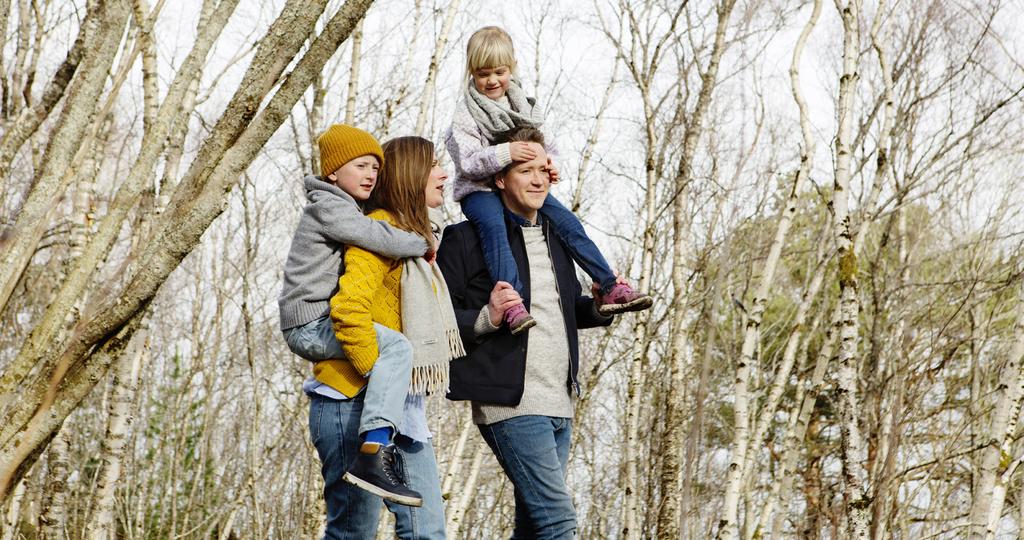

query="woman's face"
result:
[424,159,448,209]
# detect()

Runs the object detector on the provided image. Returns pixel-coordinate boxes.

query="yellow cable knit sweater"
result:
[316,209,405,398]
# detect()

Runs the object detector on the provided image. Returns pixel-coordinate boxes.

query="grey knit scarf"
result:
[464,77,544,142]
[399,211,466,394]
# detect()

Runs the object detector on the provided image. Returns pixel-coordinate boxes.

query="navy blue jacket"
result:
[436,215,612,406]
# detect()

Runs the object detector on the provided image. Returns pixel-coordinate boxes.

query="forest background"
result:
[1,0,1023,538]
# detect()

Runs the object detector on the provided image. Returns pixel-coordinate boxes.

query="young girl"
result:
[279,124,426,507]
[445,26,652,334]
[321,136,459,539]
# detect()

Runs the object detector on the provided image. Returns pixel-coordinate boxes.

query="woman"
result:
[309,136,461,540]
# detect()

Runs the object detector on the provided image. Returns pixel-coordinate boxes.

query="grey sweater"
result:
[472,225,573,425]
[278,176,428,331]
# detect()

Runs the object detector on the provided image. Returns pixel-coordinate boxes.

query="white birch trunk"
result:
[379,0,422,139]
[0,480,25,540]
[719,1,815,536]
[446,440,485,536]
[831,0,869,536]
[662,2,735,537]
[84,328,148,540]
[969,279,1024,538]
[441,413,473,500]
[343,18,362,125]
[39,428,70,539]
[570,57,619,212]
[620,93,660,539]
[414,0,460,135]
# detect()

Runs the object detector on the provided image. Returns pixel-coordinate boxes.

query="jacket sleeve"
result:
[314,197,427,259]
[437,226,491,345]
[445,117,512,183]
[329,246,388,375]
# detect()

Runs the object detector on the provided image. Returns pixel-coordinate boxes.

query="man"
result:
[437,126,614,539]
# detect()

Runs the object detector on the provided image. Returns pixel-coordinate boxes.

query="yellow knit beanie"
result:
[317,124,384,177]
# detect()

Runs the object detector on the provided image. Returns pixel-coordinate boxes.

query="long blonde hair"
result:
[369,136,435,247]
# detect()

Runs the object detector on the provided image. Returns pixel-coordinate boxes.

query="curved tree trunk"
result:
[0,0,377,502]
[0,0,130,318]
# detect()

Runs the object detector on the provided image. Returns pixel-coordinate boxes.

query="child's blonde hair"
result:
[466,26,517,74]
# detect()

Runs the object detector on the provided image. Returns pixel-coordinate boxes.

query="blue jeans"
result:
[309,393,446,539]
[461,191,617,296]
[286,317,411,435]
[478,416,576,539]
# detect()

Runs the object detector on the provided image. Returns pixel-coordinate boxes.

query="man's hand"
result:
[424,246,436,264]
[488,281,523,326]
[509,142,538,162]
[546,158,560,183]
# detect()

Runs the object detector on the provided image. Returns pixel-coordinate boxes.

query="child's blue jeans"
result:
[460,190,617,296]
[284,316,411,437]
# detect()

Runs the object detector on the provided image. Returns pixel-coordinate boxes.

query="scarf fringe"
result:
[409,362,450,395]
[407,329,465,395]
[448,328,466,358]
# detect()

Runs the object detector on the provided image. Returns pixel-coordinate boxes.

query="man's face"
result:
[496,142,549,220]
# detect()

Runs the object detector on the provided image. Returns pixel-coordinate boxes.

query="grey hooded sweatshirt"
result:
[278,175,428,331]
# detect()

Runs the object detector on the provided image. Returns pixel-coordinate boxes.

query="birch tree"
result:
[0,0,377,502]
[659,0,737,536]
[830,0,871,535]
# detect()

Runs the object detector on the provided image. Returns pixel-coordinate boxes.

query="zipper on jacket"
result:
[544,221,581,398]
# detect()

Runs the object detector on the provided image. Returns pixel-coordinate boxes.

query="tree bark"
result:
[831,0,870,536]
[969,278,1024,538]
[84,326,148,540]
[414,0,460,136]
[0,0,240,432]
[0,0,100,184]
[343,18,363,125]
[719,1,818,537]
[0,0,130,316]
[0,0,376,502]
[38,428,70,538]
[661,1,735,537]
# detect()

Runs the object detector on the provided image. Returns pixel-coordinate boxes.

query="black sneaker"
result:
[343,442,423,507]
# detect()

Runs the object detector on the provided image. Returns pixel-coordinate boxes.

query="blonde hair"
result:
[466,26,517,74]
[369,137,435,248]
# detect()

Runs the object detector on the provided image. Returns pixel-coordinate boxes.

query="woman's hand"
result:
[488,281,523,326]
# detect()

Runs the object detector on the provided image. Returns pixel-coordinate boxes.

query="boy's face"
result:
[472,65,512,100]
[327,155,379,201]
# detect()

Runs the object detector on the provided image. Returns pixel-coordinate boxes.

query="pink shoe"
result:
[597,283,653,316]
[504,304,536,335]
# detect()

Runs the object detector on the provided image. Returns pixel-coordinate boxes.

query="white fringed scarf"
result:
[400,251,465,394]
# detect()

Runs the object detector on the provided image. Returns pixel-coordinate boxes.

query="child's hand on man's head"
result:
[546,158,560,183]
[509,142,538,162]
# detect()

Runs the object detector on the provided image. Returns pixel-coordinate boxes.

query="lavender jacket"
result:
[444,97,558,203]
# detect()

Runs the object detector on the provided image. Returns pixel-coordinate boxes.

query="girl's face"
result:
[424,159,448,209]
[328,155,379,201]
[472,65,512,100]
